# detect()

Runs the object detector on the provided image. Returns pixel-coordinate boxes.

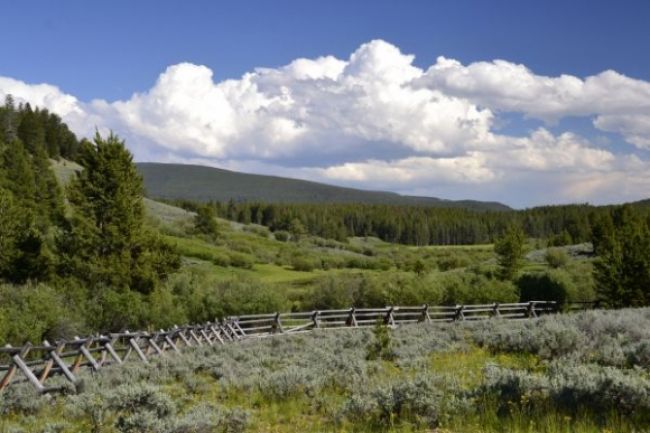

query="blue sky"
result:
[1,0,649,207]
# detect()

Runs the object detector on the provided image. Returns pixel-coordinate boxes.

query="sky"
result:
[1,0,649,208]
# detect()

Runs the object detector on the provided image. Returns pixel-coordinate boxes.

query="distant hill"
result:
[136,163,511,211]
[632,199,650,207]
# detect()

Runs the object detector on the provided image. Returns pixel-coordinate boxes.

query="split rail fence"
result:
[1,301,566,393]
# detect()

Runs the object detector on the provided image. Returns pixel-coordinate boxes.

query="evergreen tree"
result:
[194,204,219,237]
[494,224,526,280]
[58,132,179,294]
[0,188,19,276]
[593,206,650,307]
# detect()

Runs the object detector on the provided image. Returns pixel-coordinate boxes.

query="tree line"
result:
[169,199,642,247]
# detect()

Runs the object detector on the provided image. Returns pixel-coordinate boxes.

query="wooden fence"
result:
[0,301,562,394]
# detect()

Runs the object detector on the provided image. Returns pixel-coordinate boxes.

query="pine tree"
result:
[59,132,179,294]
[494,224,526,280]
[593,206,650,307]
[194,204,219,237]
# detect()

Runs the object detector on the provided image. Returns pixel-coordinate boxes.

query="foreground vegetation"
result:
[1,308,648,432]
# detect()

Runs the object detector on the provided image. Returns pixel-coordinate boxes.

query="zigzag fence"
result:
[0,300,576,394]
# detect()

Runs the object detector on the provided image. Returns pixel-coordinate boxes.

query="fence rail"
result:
[0,301,565,393]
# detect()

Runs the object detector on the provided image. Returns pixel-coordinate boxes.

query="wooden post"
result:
[347,308,358,327]
[273,312,284,334]
[493,303,501,318]
[385,307,396,326]
[176,329,193,347]
[209,326,225,345]
[0,344,27,392]
[454,305,465,321]
[422,304,431,323]
[527,301,537,318]
[164,334,180,353]
[198,329,212,345]
[189,329,203,346]
[46,345,77,384]
[226,323,241,340]
[311,311,320,329]
[39,340,57,384]
[78,339,101,371]
[233,321,247,338]
[102,339,123,365]
[128,336,149,364]
[70,338,86,373]
[12,350,45,393]
[147,337,164,356]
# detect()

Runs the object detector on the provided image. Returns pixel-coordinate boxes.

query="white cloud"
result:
[594,114,650,150]
[1,39,649,207]
[419,57,650,148]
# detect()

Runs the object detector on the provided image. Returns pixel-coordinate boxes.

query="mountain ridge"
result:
[136,162,512,211]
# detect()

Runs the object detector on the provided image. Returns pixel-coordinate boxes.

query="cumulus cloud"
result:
[1,39,649,207]
[419,57,650,149]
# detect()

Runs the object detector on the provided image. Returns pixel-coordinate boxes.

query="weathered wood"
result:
[12,352,45,392]
[39,340,57,383]
[147,338,164,356]
[47,348,77,384]
[199,329,213,345]
[189,330,203,346]
[79,342,101,371]
[164,335,181,353]
[103,341,123,365]
[128,337,149,364]
[0,344,27,391]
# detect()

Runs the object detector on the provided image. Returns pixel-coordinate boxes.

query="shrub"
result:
[518,270,577,307]
[437,254,471,271]
[242,224,270,238]
[274,230,290,242]
[366,321,394,361]
[261,366,322,400]
[340,376,441,428]
[227,252,254,269]
[291,256,318,272]
[107,383,175,418]
[545,248,569,268]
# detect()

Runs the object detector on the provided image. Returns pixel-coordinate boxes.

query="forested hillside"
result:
[137,162,511,211]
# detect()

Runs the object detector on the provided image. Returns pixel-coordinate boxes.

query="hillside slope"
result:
[136,162,511,211]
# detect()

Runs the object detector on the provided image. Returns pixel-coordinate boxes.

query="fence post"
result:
[102,337,123,365]
[312,311,320,329]
[126,333,149,364]
[385,307,396,326]
[77,337,101,371]
[526,302,537,318]
[454,305,465,321]
[347,308,358,327]
[11,345,44,393]
[492,303,501,318]
[43,341,77,385]
[273,312,284,334]
[421,304,431,323]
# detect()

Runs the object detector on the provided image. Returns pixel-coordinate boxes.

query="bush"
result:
[227,252,254,269]
[366,321,394,361]
[518,270,577,307]
[340,376,441,428]
[545,248,569,268]
[274,231,290,242]
[0,283,85,344]
[291,256,318,272]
